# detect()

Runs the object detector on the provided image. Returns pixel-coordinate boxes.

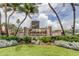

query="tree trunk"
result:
[71,3,76,35]
[4,3,9,37]
[15,14,28,36]
[0,11,2,35]
[8,10,15,25]
[48,3,65,35]
[7,10,15,36]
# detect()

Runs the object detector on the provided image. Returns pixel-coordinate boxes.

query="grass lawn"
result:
[0,44,79,56]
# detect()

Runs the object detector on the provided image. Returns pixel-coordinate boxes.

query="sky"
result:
[0,3,79,30]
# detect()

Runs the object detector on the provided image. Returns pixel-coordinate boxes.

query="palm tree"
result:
[71,3,76,35]
[7,4,21,36]
[0,3,20,36]
[7,3,21,25]
[15,3,38,36]
[48,3,65,35]
[4,3,9,36]
[63,3,78,35]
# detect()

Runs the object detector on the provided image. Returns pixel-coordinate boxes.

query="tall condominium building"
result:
[31,21,39,29]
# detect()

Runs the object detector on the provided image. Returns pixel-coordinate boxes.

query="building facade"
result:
[1,20,62,36]
[24,21,52,36]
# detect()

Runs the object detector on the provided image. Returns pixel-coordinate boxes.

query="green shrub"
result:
[0,36,7,40]
[52,35,79,42]
[23,36,31,43]
[6,36,20,41]
[0,36,20,41]
[75,34,79,37]
[39,36,52,43]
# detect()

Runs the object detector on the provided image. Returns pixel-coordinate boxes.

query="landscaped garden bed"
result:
[0,40,18,48]
[1,35,79,51]
[0,36,19,48]
[52,35,79,50]
[54,40,79,50]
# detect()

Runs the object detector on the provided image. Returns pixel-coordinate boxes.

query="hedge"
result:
[52,35,79,42]
[39,36,52,43]
[23,36,31,43]
[0,36,20,41]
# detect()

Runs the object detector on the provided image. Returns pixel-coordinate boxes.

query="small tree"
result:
[16,19,20,27]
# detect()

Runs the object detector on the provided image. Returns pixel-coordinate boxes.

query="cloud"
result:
[38,3,58,16]
[47,20,53,26]
[0,3,79,31]
[21,13,54,29]
[34,13,53,28]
